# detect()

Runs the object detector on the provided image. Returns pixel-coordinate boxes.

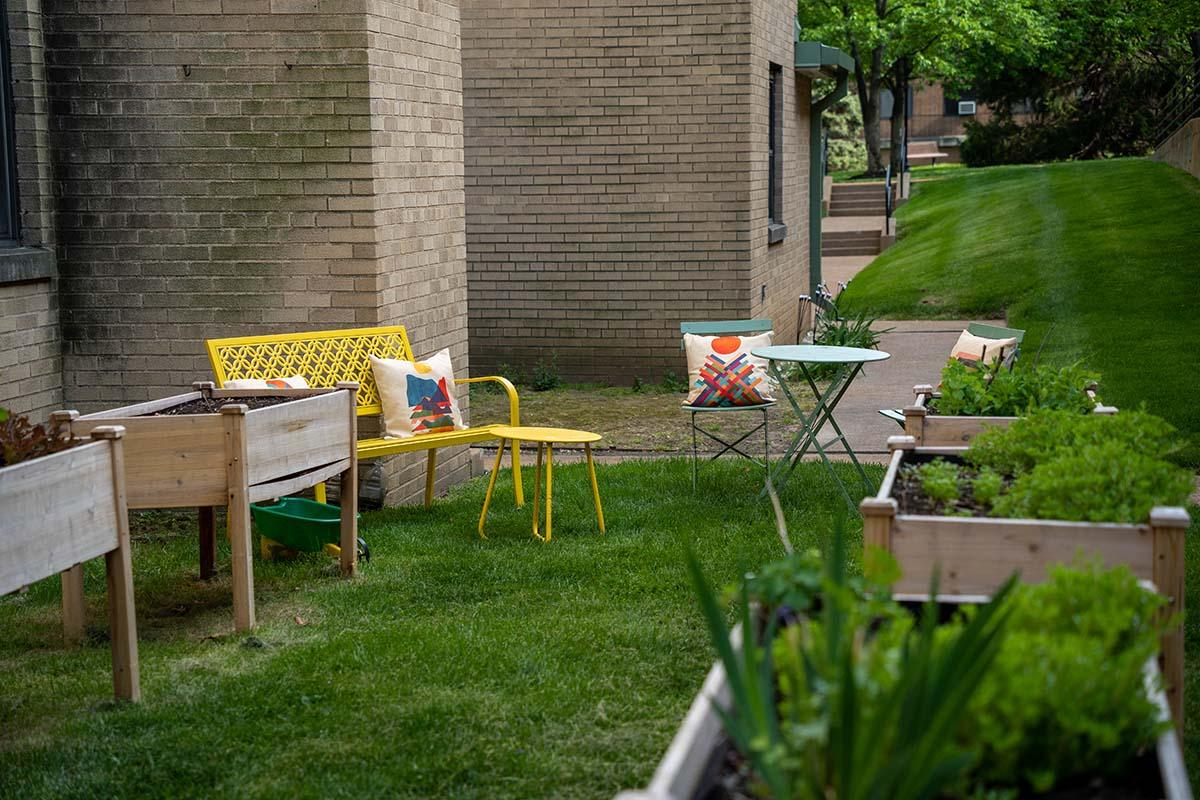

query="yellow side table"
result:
[478,426,605,542]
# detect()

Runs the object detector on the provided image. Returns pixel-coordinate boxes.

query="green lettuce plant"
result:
[932,360,1099,418]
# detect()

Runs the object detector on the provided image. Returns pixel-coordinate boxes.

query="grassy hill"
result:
[839,158,1200,466]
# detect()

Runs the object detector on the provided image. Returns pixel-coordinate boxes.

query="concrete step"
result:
[824,230,880,242]
[830,203,887,214]
[830,207,886,217]
[823,244,880,256]
[832,184,886,197]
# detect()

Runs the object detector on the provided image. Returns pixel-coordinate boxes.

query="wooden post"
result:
[198,507,217,580]
[60,565,86,645]
[91,425,140,701]
[1151,506,1189,734]
[221,405,255,632]
[335,383,359,577]
[192,380,215,399]
[905,386,932,444]
[860,497,897,554]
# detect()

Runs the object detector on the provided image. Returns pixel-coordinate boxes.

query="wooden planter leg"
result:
[336,383,359,577]
[1152,506,1189,734]
[92,427,140,701]
[198,506,217,580]
[61,564,86,645]
[221,406,255,632]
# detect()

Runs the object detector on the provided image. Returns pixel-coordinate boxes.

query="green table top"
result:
[752,344,890,365]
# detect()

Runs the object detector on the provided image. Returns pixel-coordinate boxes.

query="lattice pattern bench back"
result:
[206,326,414,416]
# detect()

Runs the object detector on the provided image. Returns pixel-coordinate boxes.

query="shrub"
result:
[0,408,74,468]
[659,370,689,394]
[958,561,1167,793]
[529,354,562,392]
[933,360,1099,418]
[798,301,892,380]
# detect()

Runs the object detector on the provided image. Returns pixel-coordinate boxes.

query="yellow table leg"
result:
[477,438,507,539]
[532,443,543,540]
[512,442,524,508]
[544,443,553,542]
[586,443,605,534]
[314,481,327,504]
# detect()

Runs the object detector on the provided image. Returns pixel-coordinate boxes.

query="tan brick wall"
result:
[749,0,809,347]
[462,0,759,384]
[37,1,469,504]
[1154,117,1200,181]
[0,1,62,422]
[365,0,471,503]
[0,278,60,419]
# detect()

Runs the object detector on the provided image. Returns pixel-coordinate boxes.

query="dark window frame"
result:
[0,7,20,245]
[767,62,786,244]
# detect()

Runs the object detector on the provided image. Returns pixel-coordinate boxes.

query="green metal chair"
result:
[879,322,1027,425]
[680,319,776,490]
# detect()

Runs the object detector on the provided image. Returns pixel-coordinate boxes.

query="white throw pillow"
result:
[950,331,1018,367]
[370,349,465,438]
[223,375,310,390]
[683,331,775,407]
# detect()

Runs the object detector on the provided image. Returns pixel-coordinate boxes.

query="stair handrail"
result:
[884,163,893,222]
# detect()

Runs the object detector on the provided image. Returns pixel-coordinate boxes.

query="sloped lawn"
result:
[839,157,1200,466]
[0,459,869,799]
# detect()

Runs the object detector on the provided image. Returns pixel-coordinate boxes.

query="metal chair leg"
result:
[691,411,698,492]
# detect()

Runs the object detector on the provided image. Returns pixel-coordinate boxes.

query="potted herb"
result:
[60,381,361,632]
[862,409,1192,727]
[618,531,1190,799]
[0,409,140,699]
[902,360,1115,446]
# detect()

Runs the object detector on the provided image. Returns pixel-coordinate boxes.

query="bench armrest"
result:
[455,375,521,426]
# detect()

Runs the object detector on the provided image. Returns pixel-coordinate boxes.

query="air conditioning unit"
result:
[958,100,977,115]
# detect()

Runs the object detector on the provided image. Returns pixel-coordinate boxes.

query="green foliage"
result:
[970,468,1004,508]
[800,302,892,380]
[0,408,73,468]
[933,359,1100,417]
[821,90,866,173]
[916,460,963,506]
[958,561,1168,793]
[688,518,1017,799]
[992,441,1195,523]
[967,408,1181,476]
[905,409,1192,523]
[529,354,562,392]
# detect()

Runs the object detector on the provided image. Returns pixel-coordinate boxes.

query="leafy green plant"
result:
[957,561,1167,794]
[797,301,893,380]
[659,370,689,394]
[529,354,562,392]
[933,360,1100,417]
[970,468,1003,508]
[687,519,1016,799]
[915,460,963,506]
[0,407,74,468]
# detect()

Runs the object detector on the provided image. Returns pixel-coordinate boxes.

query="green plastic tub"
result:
[250,497,362,555]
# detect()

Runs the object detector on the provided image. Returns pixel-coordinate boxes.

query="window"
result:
[0,10,18,243]
[943,88,977,117]
[767,62,786,244]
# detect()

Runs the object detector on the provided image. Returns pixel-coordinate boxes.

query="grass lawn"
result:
[838,158,1200,466]
[0,459,871,799]
[829,162,965,183]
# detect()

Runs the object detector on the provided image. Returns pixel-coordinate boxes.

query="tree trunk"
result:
[888,62,909,176]
[851,42,886,175]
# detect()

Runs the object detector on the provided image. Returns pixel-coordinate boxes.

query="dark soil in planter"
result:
[143,395,300,416]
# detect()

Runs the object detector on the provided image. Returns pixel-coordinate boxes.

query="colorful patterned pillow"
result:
[223,375,310,390]
[370,349,465,438]
[950,330,1018,367]
[684,331,776,407]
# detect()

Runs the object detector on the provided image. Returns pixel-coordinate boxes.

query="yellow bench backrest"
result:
[205,326,414,417]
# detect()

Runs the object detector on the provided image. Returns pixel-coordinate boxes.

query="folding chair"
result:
[680,320,776,490]
[878,322,1027,426]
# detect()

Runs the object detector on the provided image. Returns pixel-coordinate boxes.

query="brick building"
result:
[880,82,1033,162]
[0,0,847,501]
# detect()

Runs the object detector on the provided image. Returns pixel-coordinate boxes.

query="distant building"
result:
[880,83,1032,162]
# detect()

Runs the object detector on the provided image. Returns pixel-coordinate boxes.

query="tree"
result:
[798,0,1038,175]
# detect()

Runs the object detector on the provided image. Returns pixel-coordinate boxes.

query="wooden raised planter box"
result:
[861,435,1190,730]
[617,607,1192,800]
[58,382,360,632]
[0,426,140,700]
[902,382,1116,446]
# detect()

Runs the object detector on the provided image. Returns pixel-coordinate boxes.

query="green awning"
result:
[794,22,854,79]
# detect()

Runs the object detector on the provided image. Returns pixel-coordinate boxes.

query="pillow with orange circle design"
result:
[369,349,466,438]
[683,331,776,407]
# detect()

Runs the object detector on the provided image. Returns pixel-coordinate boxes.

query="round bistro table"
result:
[751,344,890,509]
[478,426,605,542]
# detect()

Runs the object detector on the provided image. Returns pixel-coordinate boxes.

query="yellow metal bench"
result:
[206,326,523,507]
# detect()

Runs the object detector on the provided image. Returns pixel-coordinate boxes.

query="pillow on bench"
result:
[370,350,466,438]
